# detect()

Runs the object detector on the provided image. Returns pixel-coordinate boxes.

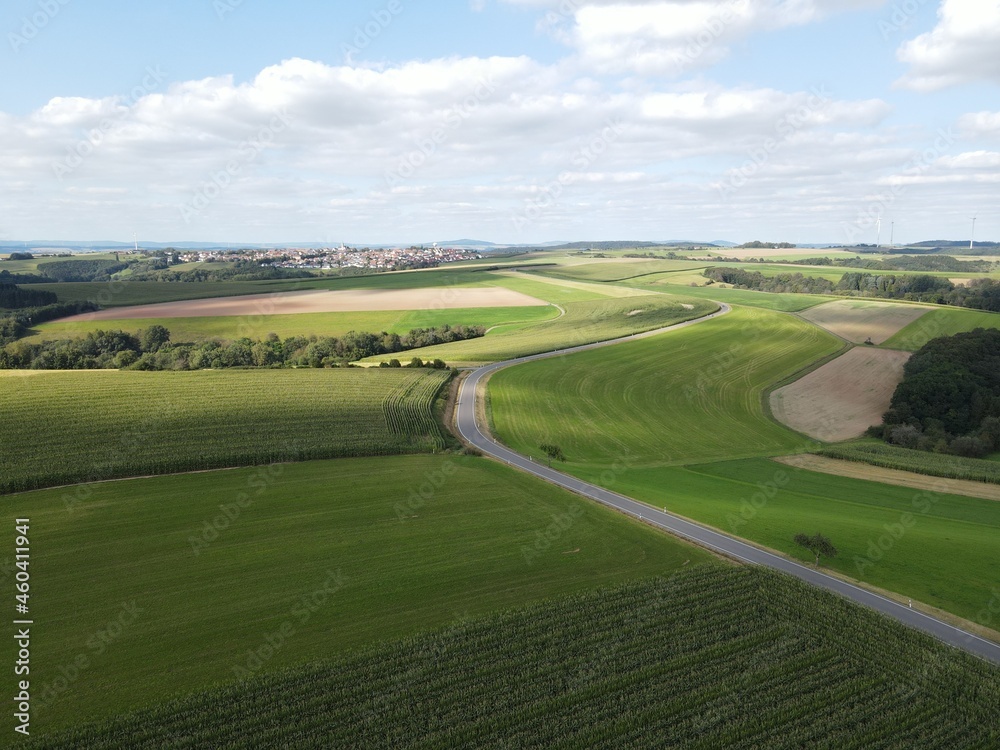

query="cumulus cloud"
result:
[508,0,883,74]
[896,0,1000,91]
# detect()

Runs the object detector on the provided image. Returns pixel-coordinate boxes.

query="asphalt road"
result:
[454,303,1000,666]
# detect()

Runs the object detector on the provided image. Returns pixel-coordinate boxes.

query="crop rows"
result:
[820,443,1000,484]
[28,566,1000,748]
[0,368,451,494]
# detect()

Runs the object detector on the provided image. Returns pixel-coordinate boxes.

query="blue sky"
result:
[2,0,997,244]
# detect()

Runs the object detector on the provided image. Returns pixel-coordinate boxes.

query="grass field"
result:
[24,305,558,344]
[361,294,718,366]
[535,259,709,282]
[27,567,1000,749]
[0,368,451,494]
[883,307,1000,350]
[488,306,841,468]
[576,458,1000,624]
[0,454,711,736]
[617,274,830,311]
[33,267,505,307]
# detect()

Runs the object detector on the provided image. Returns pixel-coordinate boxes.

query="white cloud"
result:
[896,0,1000,91]
[510,0,883,74]
[958,110,1000,137]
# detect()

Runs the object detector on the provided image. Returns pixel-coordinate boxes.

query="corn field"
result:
[0,368,451,495]
[27,567,1000,749]
[820,443,1000,485]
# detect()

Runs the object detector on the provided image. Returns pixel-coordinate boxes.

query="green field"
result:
[617,274,830,311]
[25,305,557,344]
[362,294,718,365]
[535,259,709,282]
[585,459,1000,624]
[488,306,841,468]
[26,567,1000,749]
[883,307,1000,350]
[32,267,505,307]
[0,368,451,494]
[0,454,711,736]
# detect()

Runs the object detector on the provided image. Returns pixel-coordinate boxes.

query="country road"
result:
[454,302,1000,666]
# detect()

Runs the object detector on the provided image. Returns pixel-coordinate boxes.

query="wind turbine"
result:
[970,217,977,251]
[890,221,894,249]
[876,214,881,248]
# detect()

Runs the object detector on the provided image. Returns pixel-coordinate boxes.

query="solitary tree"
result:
[539,443,566,466]
[794,533,838,567]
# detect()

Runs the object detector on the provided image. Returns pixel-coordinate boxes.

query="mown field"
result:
[24,305,557,344]
[0,368,451,494]
[488,306,841,468]
[362,294,718,365]
[25,567,1000,749]
[0,454,711,737]
[883,306,1000,350]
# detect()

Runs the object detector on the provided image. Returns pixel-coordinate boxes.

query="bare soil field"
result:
[770,347,911,442]
[59,287,550,321]
[798,299,932,344]
[775,454,1000,502]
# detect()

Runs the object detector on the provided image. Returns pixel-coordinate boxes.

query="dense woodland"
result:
[702,267,835,294]
[0,324,480,370]
[872,328,1000,457]
[0,282,56,308]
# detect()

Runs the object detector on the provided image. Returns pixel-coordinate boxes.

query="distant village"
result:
[175,245,484,271]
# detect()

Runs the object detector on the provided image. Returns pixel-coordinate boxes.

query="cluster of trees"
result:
[7,252,34,261]
[0,323,482,371]
[790,255,995,273]
[702,267,834,294]
[0,301,99,346]
[738,241,795,249]
[35,258,129,282]
[872,328,1000,458]
[0,283,57,309]
[836,274,1000,311]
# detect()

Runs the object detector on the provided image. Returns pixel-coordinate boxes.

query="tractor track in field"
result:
[454,302,1000,666]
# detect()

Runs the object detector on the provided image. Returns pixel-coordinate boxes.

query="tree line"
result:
[871,328,1000,458]
[701,266,1000,311]
[702,267,834,294]
[0,283,57,309]
[0,323,481,371]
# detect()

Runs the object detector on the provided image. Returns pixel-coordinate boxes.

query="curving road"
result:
[454,303,1000,666]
